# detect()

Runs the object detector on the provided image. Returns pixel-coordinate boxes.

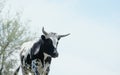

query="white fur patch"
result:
[44,53,51,60]
[50,37,58,48]
[34,46,40,55]
[45,32,58,48]
[20,39,38,56]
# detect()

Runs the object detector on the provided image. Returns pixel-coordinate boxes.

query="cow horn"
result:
[42,27,48,35]
[58,33,70,38]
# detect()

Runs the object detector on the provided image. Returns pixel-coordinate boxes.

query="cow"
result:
[14,27,70,75]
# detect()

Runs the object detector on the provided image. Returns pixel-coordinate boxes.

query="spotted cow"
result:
[14,27,70,75]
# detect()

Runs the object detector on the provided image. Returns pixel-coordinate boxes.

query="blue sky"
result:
[5,0,120,75]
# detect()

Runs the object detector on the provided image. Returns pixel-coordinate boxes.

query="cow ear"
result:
[41,35,46,40]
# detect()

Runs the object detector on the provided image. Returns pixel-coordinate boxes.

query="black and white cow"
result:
[14,27,70,75]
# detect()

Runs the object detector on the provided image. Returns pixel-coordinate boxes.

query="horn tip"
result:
[42,27,45,33]
[42,26,44,30]
[67,33,71,36]
[42,26,48,35]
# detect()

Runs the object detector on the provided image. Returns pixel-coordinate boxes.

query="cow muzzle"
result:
[52,49,59,58]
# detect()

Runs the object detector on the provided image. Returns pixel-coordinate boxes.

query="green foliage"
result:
[0,16,34,75]
[0,5,34,75]
[0,0,35,74]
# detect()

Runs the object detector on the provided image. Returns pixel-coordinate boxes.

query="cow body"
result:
[14,27,70,75]
[20,38,53,75]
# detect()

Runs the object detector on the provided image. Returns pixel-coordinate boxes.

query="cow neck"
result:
[30,39,44,66]
[38,39,45,66]
[38,39,51,67]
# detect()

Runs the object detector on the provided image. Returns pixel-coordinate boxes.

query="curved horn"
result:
[58,33,70,38]
[42,27,48,35]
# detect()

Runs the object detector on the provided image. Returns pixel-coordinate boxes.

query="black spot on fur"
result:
[14,66,20,75]
[30,39,42,59]
[46,67,50,72]
[25,54,31,65]
[35,63,38,66]
[21,55,24,65]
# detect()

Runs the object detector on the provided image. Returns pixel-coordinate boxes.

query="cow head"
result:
[41,27,70,58]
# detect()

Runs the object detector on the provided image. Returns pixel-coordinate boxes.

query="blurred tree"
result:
[0,17,33,75]
[0,0,34,75]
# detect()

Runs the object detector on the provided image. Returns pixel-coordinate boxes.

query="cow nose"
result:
[53,52,59,58]
[53,50,59,58]
[53,49,57,54]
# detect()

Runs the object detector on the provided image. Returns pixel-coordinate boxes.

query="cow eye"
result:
[47,39,52,44]
[57,42,58,45]
[58,37,60,40]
